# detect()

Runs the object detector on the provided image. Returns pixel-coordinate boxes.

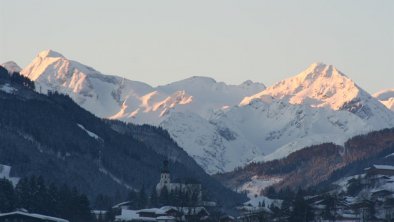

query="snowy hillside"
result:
[241,63,394,129]
[161,112,262,174]
[214,63,394,162]
[2,61,22,73]
[374,89,394,111]
[21,50,154,118]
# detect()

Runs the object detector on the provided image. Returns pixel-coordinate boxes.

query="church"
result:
[156,160,202,202]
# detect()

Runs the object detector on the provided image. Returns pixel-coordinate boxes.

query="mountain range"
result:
[4,50,394,174]
[0,66,245,207]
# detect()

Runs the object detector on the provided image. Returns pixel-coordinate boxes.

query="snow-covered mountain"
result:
[374,89,394,111]
[20,50,266,173]
[218,63,394,161]
[21,50,154,118]
[19,51,394,174]
[2,61,22,73]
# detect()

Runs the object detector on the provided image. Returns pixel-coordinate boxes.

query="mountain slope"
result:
[374,88,394,111]
[20,50,266,173]
[0,67,245,206]
[211,63,394,161]
[215,128,394,196]
[1,61,22,73]
[19,51,393,174]
[241,63,393,128]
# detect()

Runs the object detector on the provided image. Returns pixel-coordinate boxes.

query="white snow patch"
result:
[77,124,100,140]
[240,175,283,198]
[0,84,17,94]
[99,167,134,190]
[0,164,20,186]
[244,195,282,208]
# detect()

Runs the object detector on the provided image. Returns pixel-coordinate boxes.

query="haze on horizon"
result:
[0,0,393,94]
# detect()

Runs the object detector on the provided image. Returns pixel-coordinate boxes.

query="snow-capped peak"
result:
[241,63,362,110]
[38,49,65,58]
[1,61,22,73]
[374,88,394,111]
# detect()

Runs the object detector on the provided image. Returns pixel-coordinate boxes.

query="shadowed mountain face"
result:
[0,67,246,207]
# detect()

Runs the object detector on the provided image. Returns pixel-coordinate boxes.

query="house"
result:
[365,165,394,177]
[0,211,69,222]
[115,206,209,222]
[236,206,272,222]
[371,189,393,200]
[219,215,235,222]
[91,210,108,221]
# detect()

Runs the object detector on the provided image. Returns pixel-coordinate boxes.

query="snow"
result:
[385,153,394,158]
[372,165,394,171]
[0,211,68,222]
[0,83,17,94]
[240,175,283,198]
[0,164,20,186]
[21,50,266,174]
[99,167,134,190]
[20,51,394,175]
[38,49,65,58]
[374,88,394,111]
[115,209,144,221]
[1,61,22,73]
[160,112,262,174]
[77,123,100,140]
[244,195,282,208]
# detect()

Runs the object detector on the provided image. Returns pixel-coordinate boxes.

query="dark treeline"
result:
[0,66,35,90]
[0,176,92,222]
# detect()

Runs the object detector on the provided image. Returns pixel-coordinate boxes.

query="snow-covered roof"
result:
[113,201,133,208]
[92,210,107,214]
[0,211,69,222]
[115,209,167,222]
[370,165,394,170]
[136,208,166,215]
[156,216,175,220]
[115,209,140,221]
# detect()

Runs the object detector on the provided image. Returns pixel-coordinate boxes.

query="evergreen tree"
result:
[137,186,147,209]
[0,66,9,80]
[289,190,314,222]
[0,178,16,212]
[150,187,158,207]
[159,187,170,206]
[347,177,363,196]
[15,177,31,210]
[94,194,113,210]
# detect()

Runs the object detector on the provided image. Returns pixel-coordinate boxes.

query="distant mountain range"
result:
[3,50,394,175]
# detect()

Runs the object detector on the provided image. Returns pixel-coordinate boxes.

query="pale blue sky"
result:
[1,0,393,93]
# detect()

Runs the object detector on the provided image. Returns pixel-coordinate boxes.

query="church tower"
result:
[156,160,171,194]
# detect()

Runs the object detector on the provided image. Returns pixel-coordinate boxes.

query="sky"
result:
[1,0,393,94]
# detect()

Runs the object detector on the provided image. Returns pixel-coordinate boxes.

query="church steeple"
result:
[157,160,171,194]
[161,160,169,173]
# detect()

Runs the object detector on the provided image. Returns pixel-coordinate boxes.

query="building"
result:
[365,165,394,177]
[115,206,209,222]
[0,211,69,222]
[156,161,202,202]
